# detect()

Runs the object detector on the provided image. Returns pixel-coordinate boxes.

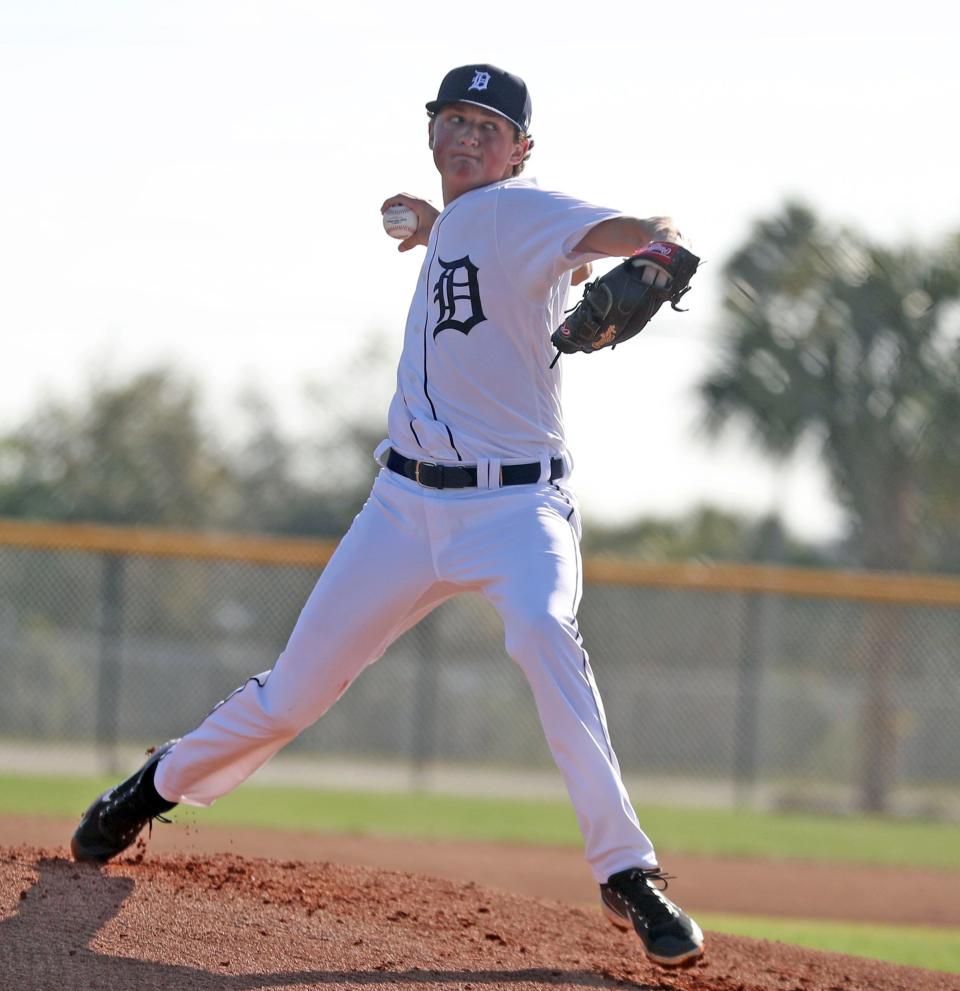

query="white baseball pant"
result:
[153,465,658,882]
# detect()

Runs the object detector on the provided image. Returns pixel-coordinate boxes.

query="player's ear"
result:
[509,135,528,164]
[427,118,435,150]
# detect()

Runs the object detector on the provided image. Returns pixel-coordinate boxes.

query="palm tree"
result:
[700,203,960,811]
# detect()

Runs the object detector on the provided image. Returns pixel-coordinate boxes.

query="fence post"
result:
[409,609,441,789]
[860,604,903,813]
[96,552,126,774]
[733,592,765,805]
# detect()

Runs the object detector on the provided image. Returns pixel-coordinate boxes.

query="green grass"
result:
[625,804,960,870]
[699,913,960,975]
[3,771,959,870]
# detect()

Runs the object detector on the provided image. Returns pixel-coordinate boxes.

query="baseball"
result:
[383,204,418,240]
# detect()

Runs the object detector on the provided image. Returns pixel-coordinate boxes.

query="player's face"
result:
[430,104,527,202]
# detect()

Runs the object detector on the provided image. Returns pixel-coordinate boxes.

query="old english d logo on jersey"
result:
[433,256,487,338]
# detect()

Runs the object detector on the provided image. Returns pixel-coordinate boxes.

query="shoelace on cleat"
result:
[149,813,172,832]
[613,869,682,933]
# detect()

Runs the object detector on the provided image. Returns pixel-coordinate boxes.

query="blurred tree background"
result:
[701,202,960,574]
[3,203,959,571]
[0,340,390,540]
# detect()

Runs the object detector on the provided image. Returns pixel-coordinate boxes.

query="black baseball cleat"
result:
[71,740,180,863]
[600,867,704,968]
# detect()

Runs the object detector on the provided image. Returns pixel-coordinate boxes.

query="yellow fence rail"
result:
[2,516,960,607]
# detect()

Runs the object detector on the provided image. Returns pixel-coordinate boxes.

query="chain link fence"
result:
[2,520,958,819]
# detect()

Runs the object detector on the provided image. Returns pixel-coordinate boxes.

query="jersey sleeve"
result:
[494,182,622,301]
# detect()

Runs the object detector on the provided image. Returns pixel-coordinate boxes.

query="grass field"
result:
[697,913,960,975]
[3,772,958,973]
[3,772,957,870]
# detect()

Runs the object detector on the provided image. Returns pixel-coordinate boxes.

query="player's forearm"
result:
[574,216,683,257]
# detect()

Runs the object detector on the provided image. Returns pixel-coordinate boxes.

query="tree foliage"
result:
[701,204,960,571]
[0,355,388,536]
[581,506,828,566]
[0,369,228,525]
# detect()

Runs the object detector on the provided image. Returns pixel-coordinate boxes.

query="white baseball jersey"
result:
[387,177,622,464]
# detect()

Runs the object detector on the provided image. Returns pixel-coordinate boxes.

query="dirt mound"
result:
[1,845,956,991]
[6,816,960,929]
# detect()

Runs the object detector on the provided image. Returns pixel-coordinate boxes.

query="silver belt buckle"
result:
[414,460,438,485]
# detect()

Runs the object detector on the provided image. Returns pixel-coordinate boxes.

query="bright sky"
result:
[2,2,958,541]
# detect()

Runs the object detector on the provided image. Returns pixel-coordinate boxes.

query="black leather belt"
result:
[386,448,564,490]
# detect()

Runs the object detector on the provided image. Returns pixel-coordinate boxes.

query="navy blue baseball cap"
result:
[426,64,532,133]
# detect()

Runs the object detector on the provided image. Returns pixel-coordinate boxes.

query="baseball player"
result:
[71,64,704,968]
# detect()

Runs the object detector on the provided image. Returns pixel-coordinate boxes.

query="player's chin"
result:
[445,156,481,176]
[442,166,490,198]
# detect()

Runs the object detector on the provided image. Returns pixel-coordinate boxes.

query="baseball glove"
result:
[550,241,700,364]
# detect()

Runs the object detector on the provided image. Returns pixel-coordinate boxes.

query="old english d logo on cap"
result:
[468,70,491,92]
[426,64,532,133]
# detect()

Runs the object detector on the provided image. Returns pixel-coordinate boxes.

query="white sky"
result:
[1,1,958,542]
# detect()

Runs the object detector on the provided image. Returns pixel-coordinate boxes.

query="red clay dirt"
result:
[3,815,959,927]
[3,844,958,991]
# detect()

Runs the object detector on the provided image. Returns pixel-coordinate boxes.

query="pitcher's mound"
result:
[1,845,955,990]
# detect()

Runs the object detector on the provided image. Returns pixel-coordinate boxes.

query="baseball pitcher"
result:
[71,63,704,969]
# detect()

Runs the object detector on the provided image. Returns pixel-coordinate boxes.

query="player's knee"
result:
[503,609,566,660]
[265,706,313,737]
[261,691,331,737]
